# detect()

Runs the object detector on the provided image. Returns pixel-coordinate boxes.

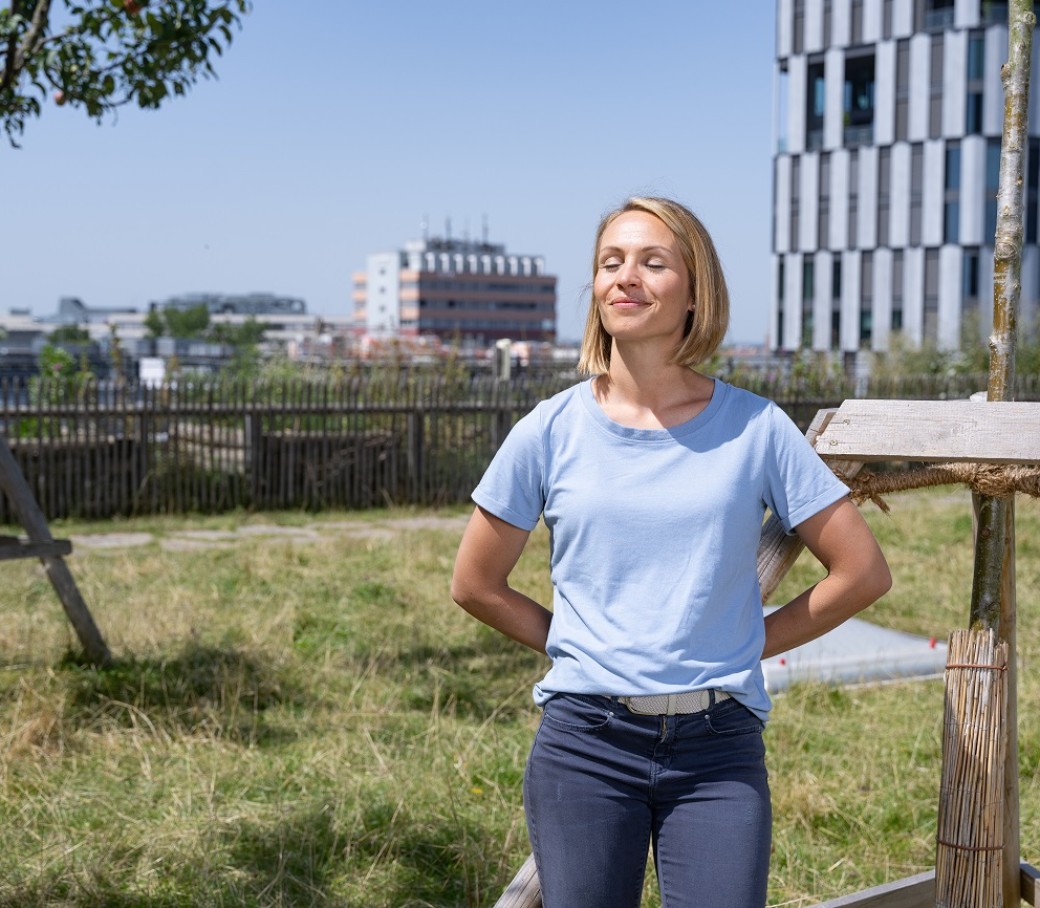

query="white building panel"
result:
[891,0,913,38]
[825,48,846,149]
[908,34,931,141]
[1022,246,1040,330]
[889,142,912,247]
[777,0,793,58]
[859,145,879,248]
[863,0,882,44]
[775,155,792,252]
[954,0,976,29]
[922,140,946,247]
[874,40,896,146]
[903,246,925,346]
[960,136,987,245]
[943,29,967,138]
[832,0,851,48]
[841,250,862,351]
[365,253,402,335]
[939,245,962,349]
[787,54,808,156]
[805,0,824,53]
[983,27,1007,137]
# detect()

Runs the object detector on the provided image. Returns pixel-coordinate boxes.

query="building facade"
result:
[352,235,557,346]
[772,0,1040,356]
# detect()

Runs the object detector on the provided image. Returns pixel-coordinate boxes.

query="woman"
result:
[451,197,891,908]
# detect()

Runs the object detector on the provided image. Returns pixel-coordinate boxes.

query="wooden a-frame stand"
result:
[0,433,110,666]
[494,398,1039,908]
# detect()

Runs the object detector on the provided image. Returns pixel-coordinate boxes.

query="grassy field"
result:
[0,489,1037,907]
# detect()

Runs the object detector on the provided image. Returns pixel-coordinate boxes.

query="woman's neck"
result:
[594,347,714,430]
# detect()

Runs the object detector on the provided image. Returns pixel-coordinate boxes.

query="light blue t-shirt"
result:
[472,377,848,721]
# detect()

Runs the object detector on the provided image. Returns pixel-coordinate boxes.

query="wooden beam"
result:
[817,400,1040,463]
[805,871,934,908]
[1022,862,1039,906]
[492,854,540,908]
[0,434,111,666]
[0,539,72,561]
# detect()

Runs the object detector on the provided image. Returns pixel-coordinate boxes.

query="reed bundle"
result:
[935,628,1009,908]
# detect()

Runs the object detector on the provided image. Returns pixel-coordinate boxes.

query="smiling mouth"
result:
[610,297,646,307]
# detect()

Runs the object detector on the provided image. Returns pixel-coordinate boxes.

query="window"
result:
[793,0,804,54]
[924,248,940,341]
[823,0,833,45]
[892,250,905,332]
[981,2,1009,26]
[831,259,842,349]
[962,247,981,315]
[986,137,1001,240]
[860,252,874,346]
[851,0,864,44]
[848,151,860,248]
[930,35,944,139]
[819,153,831,247]
[802,258,815,347]
[790,157,801,249]
[878,147,891,247]
[919,0,954,31]
[883,0,894,39]
[910,143,924,246]
[1027,138,1039,244]
[895,41,910,141]
[807,58,826,151]
[966,31,985,134]
[945,141,961,244]
[844,52,876,147]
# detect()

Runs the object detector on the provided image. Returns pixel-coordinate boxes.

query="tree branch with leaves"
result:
[0,0,250,146]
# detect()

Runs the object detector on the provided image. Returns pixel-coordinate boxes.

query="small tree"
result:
[1,0,251,147]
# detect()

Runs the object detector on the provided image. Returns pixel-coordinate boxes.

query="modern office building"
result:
[772,0,1039,357]
[352,234,557,346]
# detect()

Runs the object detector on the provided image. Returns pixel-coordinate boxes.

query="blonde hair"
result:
[577,197,730,375]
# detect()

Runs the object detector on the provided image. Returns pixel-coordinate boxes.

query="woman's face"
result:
[593,210,693,348]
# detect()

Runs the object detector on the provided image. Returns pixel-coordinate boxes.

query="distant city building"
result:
[153,292,307,316]
[55,296,137,325]
[772,0,1038,356]
[352,234,557,345]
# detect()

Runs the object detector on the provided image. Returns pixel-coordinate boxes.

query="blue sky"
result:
[2,2,777,344]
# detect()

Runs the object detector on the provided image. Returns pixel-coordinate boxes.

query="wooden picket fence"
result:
[0,368,1035,521]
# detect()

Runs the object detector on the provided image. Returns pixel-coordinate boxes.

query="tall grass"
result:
[0,490,1036,907]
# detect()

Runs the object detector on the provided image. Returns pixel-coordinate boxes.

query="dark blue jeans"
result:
[523,693,771,908]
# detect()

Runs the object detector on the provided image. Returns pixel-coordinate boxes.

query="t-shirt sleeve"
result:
[471,407,545,532]
[763,403,850,533]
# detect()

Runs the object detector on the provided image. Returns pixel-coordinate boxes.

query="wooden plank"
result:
[818,400,1040,463]
[1023,862,1039,906]
[493,854,540,908]
[0,433,111,666]
[0,539,72,561]
[805,871,934,908]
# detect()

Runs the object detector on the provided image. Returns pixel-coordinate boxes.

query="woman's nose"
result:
[616,259,639,285]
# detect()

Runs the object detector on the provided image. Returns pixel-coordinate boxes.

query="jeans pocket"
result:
[540,694,613,733]
[704,698,765,736]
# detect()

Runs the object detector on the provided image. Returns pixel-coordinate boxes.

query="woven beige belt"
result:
[619,690,730,716]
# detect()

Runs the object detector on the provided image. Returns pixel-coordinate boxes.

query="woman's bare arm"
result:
[763,497,892,660]
[451,505,553,654]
